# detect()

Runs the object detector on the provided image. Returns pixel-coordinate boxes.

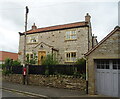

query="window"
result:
[31,36,37,43]
[26,53,34,61]
[30,54,33,58]
[65,52,76,62]
[113,60,120,70]
[27,36,38,43]
[96,60,109,69]
[65,30,77,40]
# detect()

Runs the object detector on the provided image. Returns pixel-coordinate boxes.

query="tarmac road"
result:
[2,89,47,99]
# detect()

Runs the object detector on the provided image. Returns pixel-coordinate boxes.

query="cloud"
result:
[0,1,118,53]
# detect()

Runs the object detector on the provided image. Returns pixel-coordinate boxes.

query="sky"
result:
[0,0,119,53]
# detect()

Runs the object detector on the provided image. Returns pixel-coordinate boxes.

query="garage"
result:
[95,59,120,97]
[85,26,120,97]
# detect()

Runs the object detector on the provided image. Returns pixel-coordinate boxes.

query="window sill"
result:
[65,39,77,42]
[65,61,76,63]
[27,42,38,45]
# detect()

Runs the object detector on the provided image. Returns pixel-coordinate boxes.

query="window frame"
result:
[65,30,77,40]
[27,36,38,43]
[65,51,77,62]
[26,52,34,61]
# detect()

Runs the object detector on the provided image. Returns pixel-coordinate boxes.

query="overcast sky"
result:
[0,0,119,53]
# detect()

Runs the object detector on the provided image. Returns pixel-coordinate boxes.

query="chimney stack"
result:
[32,23,37,30]
[85,13,91,22]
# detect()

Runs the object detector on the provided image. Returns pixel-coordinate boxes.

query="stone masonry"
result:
[18,13,97,65]
[85,26,120,95]
[3,74,86,91]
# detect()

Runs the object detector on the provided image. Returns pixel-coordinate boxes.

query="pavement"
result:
[2,81,119,99]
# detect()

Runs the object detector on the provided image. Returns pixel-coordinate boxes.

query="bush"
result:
[76,58,86,66]
[2,58,21,75]
[42,54,59,65]
[26,53,37,65]
[80,73,86,79]
[12,60,21,66]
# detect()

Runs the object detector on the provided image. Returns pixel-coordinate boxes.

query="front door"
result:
[38,51,46,65]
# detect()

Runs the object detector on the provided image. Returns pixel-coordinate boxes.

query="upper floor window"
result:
[65,30,77,40]
[27,36,38,43]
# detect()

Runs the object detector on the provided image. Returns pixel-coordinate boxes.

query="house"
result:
[85,26,120,97]
[18,13,98,65]
[0,51,18,64]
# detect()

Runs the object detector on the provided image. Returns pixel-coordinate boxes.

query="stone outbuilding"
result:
[85,26,120,97]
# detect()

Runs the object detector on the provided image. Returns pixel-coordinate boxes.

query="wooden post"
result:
[23,6,29,85]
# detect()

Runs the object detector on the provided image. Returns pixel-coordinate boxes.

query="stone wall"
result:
[3,74,86,91]
[3,74,23,84]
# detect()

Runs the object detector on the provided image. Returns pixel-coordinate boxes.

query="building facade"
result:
[85,26,120,97]
[0,51,18,64]
[18,13,97,65]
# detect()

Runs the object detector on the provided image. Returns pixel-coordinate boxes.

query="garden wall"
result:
[3,74,86,91]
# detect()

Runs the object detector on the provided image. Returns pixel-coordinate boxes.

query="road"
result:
[2,89,45,99]
[2,89,28,97]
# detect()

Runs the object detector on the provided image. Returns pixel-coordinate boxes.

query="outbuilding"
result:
[85,26,120,97]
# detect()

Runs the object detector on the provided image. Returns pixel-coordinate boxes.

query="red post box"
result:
[23,67,27,76]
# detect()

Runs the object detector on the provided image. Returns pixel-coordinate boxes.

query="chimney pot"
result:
[32,23,37,30]
[85,13,91,22]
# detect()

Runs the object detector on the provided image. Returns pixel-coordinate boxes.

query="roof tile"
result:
[26,21,88,34]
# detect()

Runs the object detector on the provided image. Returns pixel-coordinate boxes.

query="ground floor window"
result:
[65,52,76,62]
[26,53,34,62]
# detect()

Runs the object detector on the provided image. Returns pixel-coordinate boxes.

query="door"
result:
[95,59,120,97]
[38,51,46,65]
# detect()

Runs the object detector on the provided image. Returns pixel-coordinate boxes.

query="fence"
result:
[11,64,86,75]
[12,66,23,74]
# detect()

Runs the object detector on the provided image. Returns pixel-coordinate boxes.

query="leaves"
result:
[41,54,59,65]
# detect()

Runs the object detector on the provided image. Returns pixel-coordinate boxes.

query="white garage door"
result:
[95,59,120,97]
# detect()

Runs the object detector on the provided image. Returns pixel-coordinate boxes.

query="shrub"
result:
[76,58,86,66]
[12,60,21,66]
[2,58,21,75]
[42,54,59,65]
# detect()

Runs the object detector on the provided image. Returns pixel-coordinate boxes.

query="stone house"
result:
[18,13,97,65]
[85,26,120,97]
